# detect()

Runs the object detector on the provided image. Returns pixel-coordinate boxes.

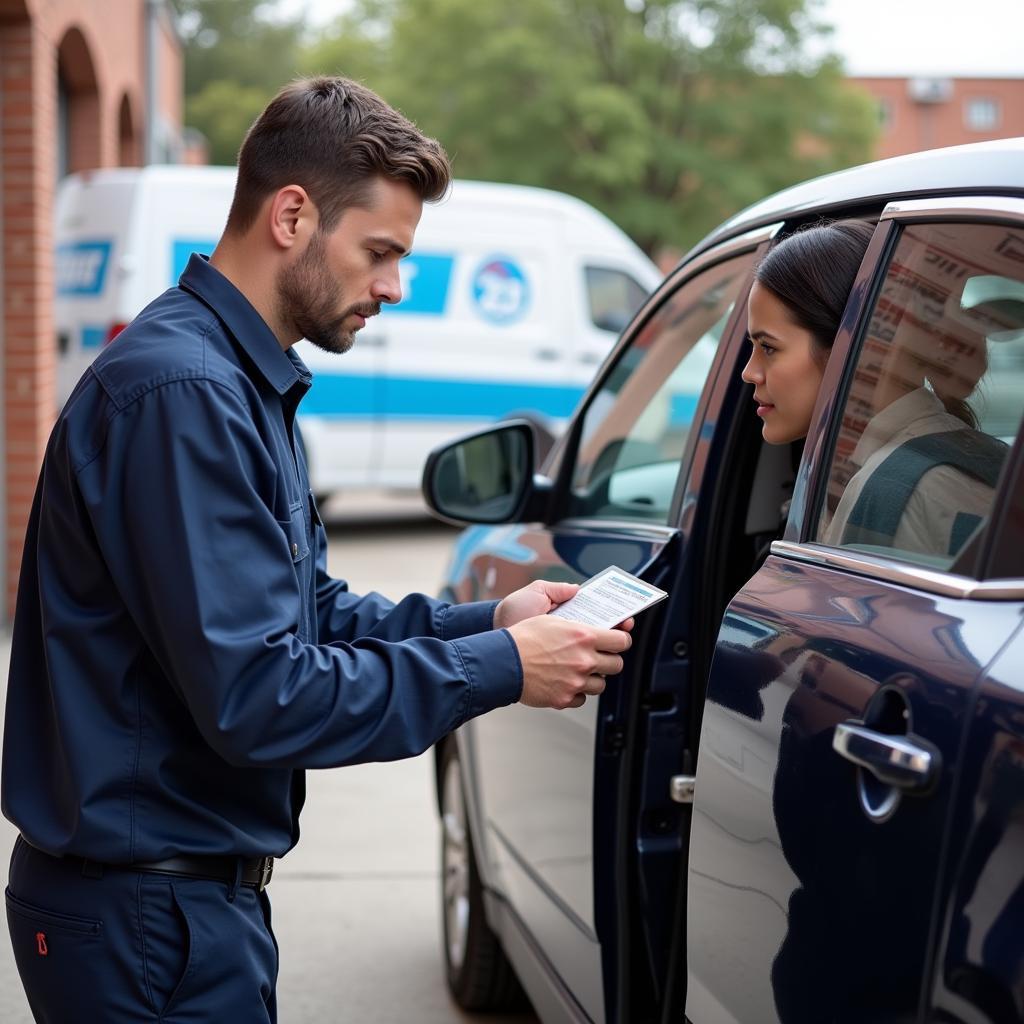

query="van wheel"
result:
[440,739,525,1011]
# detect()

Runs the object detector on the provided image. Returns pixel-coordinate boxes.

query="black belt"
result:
[80,854,275,891]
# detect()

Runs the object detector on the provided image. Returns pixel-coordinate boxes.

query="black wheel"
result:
[439,739,525,1011]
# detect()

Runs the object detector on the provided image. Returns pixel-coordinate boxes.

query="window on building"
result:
[965,98,1000,131]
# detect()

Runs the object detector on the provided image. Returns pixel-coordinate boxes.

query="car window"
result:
[584,266,650,333]
[570,252,756,523]
[814,220,1024,570]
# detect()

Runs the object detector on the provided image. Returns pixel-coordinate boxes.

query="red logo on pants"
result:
[35,932,48,956]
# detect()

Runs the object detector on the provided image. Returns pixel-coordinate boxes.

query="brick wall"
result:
[0,0,181,620]
[851,76,1024,160]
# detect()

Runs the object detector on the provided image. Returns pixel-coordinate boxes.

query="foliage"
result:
[178,0,305,164]
[181,0,878,252]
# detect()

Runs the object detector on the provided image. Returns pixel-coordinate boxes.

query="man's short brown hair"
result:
[226,76,451,235]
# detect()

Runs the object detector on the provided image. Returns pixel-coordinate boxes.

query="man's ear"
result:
[268,185,318,251]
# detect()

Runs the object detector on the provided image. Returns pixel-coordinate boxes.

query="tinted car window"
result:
[570,253,755,523]
[584,265,650,333]
[814,221,1024,569]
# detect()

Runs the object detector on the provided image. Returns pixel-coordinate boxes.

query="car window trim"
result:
[549,223,782,526]
[770,540,1024,600]
[554,518,681,538]
[880,194,1024,224]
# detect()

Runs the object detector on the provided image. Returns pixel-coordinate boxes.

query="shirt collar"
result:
[851,386,949,467]
[178,253,311,395]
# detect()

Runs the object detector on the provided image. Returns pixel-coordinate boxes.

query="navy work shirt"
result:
[2,254,523,863]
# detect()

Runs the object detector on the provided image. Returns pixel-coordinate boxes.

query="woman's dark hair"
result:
[754,219,876,359]
[226,76,451,235]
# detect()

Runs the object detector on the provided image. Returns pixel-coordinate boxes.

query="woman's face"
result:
[742,281,827,444]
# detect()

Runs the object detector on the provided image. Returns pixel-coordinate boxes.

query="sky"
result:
[279,0,1024,78]
[809,0,1023,76]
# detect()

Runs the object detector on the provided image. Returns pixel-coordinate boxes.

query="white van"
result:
[55,165,660,495]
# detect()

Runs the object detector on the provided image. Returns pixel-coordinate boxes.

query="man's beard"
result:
[276,230,380,354]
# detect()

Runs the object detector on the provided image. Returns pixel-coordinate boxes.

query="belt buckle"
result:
[256,856,274,892]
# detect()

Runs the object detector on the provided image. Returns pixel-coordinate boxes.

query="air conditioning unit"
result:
[907,77,953,104]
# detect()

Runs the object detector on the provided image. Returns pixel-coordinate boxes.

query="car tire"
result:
[439,738,525,1011]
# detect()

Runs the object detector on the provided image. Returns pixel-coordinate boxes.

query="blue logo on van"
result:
[472,257,529,324]
[172,239,218,285]
[386,253,454,316]
[56,241,112,296]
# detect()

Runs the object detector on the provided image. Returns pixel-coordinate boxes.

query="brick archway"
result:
[118,91,141,167]
[1,0,180,622]
[0,14,105,618]
[57,26,101,175]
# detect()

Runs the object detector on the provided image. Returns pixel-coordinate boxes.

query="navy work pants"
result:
[5,836,279,1022]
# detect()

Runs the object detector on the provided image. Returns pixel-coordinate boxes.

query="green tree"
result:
[179,0,306,164]
[303,0,877,253]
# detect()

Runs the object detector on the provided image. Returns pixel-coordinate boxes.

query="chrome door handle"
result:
[832,722,939,793]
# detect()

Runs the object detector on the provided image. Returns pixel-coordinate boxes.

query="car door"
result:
[926,303,1024,1024]
[460,236,765,1023]
[686,198,1024,1023]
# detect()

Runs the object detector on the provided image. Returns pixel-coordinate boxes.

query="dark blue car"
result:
[422,138,1024,1023]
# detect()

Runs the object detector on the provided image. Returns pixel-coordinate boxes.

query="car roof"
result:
[689,136,1024,261]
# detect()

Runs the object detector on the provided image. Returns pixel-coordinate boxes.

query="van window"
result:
[813,221,1024,570]
[585,266,649,334]
[569,252,755,523]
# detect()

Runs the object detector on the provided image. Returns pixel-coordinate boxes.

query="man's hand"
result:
[494,580,578,629]
[506,616,632,710]
[494,579,634,633]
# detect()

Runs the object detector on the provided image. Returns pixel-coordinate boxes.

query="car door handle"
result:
[533,348,561,361]
[832,722,939,793]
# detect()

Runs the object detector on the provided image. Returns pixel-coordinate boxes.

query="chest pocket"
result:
[278,501,312,642]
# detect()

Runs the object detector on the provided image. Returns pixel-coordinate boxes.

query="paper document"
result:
[548,566,668,629]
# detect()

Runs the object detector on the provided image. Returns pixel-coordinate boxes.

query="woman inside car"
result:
[741,218,1007,562]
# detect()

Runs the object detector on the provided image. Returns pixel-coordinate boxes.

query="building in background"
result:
[851,76,1024,159]
[0,0,184,622]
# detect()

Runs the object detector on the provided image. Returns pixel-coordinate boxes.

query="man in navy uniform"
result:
[2,77,630,1021]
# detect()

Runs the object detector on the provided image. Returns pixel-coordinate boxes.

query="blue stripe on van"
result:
[385,254,454,315]
[56,241,112,296]
[301,373,585,420]
[669,394,698,426]
[172,239,218,285]
[82,326,107,349]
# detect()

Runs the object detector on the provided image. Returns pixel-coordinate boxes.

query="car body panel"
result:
[928,614,1024,1023]
[686,558,1023,1021]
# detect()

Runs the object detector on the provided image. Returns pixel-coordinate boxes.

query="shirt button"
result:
[292,542,299,557]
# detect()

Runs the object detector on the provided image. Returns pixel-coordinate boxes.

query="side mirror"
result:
[423,421,540,525]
